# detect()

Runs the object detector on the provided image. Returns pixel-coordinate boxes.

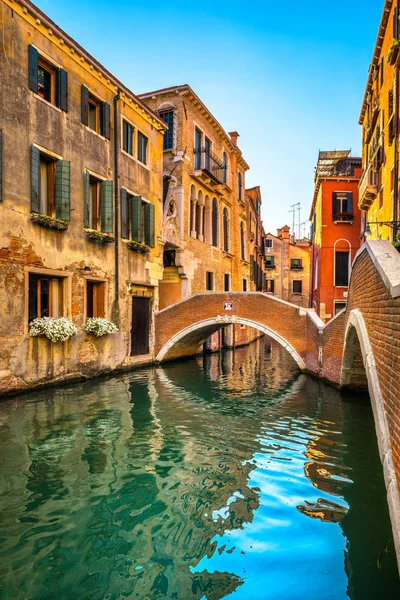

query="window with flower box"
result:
[28,273,64,322]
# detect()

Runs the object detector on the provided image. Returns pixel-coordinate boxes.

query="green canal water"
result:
[0,338,399,599]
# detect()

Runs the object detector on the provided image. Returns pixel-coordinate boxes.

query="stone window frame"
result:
[24,266,72,335]
[157,102,178,152]
[292,279,303,294]
[29,45,64,113]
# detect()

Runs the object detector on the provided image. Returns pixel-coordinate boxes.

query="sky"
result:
[34,0,382,237]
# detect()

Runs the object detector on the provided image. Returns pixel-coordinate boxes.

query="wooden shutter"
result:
[332,192,338,218]
[57,68,68,112]
[347,192,353,214]
[131,196,142,242]
[31,145,40,213]
[144,202,155,247]
[120,187,128,239]
[250,256,254,281]
[122,121,128,153]
[101,102,111,139]
[394,6,398,39]
[0,130,2,202]
[85,170,90,227]
[28,45,38,94]
[55,160,70,221]
[100,180,113,233]
[81,85,89,126]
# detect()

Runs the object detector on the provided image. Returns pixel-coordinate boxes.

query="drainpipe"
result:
[113,89,120,324]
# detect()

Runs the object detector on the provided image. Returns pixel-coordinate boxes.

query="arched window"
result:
[223,207,229,252]
[240,221,245,260]
[212,198,219,247]
[190,185,196,236]
[204,195,211,243]
[222,152,227,184]
[157,102,177,151]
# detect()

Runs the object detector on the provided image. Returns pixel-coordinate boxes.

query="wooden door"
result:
[131,297,150,356]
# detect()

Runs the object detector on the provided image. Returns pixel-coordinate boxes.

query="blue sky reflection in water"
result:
[0,338,399,599]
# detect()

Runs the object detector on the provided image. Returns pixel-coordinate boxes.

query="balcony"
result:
[194,147,226,186]
[359,165,379,210]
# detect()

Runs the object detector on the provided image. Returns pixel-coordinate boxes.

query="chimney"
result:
[229,131,239,146]
[277,228,282,238]
[282,225,290,240]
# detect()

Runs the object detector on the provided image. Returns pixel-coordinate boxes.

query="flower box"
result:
[31,214,69,231]
[29,317,78,342]
[84,229,115,244]
[84,317,118,337]
[387,39,400,65]
[127,240,148,253]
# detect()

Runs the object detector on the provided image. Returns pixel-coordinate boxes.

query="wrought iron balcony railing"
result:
[194,147,226,184]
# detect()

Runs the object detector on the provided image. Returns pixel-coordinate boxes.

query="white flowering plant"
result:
[29,317,78,342]
[84,317,118,337]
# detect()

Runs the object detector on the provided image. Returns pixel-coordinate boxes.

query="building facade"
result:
[0,0,166,394]
[140,85,264,349]
[264,226,311,308]
[309,151,362,322]
[246,186,267,293]
[358,0,400,243]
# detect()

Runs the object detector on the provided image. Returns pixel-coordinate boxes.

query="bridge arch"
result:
[155,315,306,370]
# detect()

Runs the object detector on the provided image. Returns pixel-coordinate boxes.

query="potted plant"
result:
[387,38,400,65]
[29,316,78,342]
[84,229,115,244]
[392,232,400,253]
[127,240,148,253]
[84,317,118,337]
[31,214,69,231]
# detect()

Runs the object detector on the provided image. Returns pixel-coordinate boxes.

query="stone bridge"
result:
[155,241,400,567]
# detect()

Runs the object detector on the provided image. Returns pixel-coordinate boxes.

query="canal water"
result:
[0,338,399,600]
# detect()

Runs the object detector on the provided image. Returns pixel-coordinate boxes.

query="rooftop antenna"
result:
[289,202,300,238]
[297,204,301,239]
[300,221,308,239]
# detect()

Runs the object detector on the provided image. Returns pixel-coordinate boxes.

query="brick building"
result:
[309,151,362,322]
[139,85,265,348]
[0,0,166,393]
[264,226,311,308]
[246,186,267,293]
[358,0,400,243]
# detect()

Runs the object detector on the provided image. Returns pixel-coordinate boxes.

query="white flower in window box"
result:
[84,317,118,337]
[29,317,78,342]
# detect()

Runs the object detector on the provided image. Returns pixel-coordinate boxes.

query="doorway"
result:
[131,297,150,356]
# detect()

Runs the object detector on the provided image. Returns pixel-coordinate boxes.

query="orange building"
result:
[309,151,362,322]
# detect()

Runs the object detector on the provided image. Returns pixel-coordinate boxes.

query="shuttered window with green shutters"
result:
[120,188,128,238]
[100,181,113,233]
[31,145,40,213]
[55,160,70,221]
[144,202,155,247]
[28,45,68,111]
[131,195,142,243]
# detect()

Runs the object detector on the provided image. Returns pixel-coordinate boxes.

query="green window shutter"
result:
[0,130,2,202]
[120,187,128,238]
[28,45,38,93]
[55,160,70,221]
[81,85,89,126]
[100,180,113,233]
[131,196,142,242]
[85,170,90,227]
[347,192,353,214]
[332,192,338,218]
[144,202,155,247]
[31,145,40,213]
[100,102,111,139]
[56,68,68,112]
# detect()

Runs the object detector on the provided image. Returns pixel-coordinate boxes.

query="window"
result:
[194,128,202,169]
[335,251,349,286]
[293,280,302,294]
[265,255,275,268]
[85,172,113,233]
[212,198,218,247]
[334,301,346,315]
[224,273,231,292]
[291,258,303,270]
[31,146,70,220]
[28,273,64,322]
[122,120,134,156]
[222,152,227,184]
[265,239,273,248]
[332,192,353,221]
[204,137,211,171]
[223,208,229,252]
[266,279,274,293]
[137,132,148,165]
[120,188,155,247]
[159,109,175,150]
[240,222,245,260]
[86,280,105,318]
[206,271,214,291]
[28,45,68,111]
[81,85,110,138]
[238,171,243,201]
[380,57,384,88]
[242,278,247,292]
